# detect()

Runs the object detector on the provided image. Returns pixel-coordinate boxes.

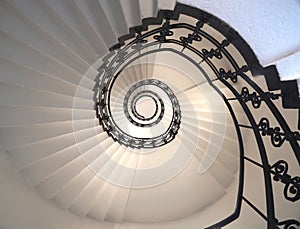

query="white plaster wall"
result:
[179,0,300,90]
[277,50,300,82]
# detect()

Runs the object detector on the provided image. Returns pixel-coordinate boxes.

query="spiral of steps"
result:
[1,1,299,229]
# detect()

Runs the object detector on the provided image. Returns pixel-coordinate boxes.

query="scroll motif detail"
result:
[270,160,300,202]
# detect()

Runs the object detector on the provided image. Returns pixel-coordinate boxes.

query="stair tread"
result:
[8,0,98,64]
[0,1,91,75]
[74,0,116,48]
[0,31,84,85]
[45,0,107,57]
[0,83,94,109]
[0,58,80,97]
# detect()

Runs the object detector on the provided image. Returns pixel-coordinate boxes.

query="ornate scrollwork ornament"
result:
[202,47,222,59]
[271,160,289,181]
[270,160,300,202]
[154,19,173,42]
[219,65,248,83]
[287,132,300,141]
[284,176,300,202]
[219,68,237,83]
[116,48,128,63]
[258,118,285,147]
[180,20,203,46]
[131,28,148,50]
[240,87,262,108]
[266,92,281,100]
[240,87,281,108]
[202,39,230,60]
[258,118,300,147]
[277,219,300,229]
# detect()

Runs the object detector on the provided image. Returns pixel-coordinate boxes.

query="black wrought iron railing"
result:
[94,3,300,228]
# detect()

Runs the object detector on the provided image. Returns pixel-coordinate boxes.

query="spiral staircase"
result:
[0,1,299,229]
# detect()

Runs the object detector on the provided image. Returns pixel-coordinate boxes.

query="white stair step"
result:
[70,174,106,216]
[0,1,90,75]
[0,31,83,85]
[105,186,131,223]
[200,132,239,161]
[110,96,125,109]
[104,152,137,223]
[138,63,155,80]
[215,148,239,174]
[0,83,93,109]
[72,119,99,131]
[73,126,103,143]
[157,0,176,10]
[87,148,134,221]
[179,124,238,174]
[179,132,204,161]
[179,82,223,97]
[213,81,237,98]
[125,157,226,223]
[134,139,180,170]
[180,104,228,113]
[99,147,136,188]
[179,95,227,109]
[8,119,99,169]
[200,124,237,144]
[0,122,73,150]
[98,0,128,39]
[119,0,141,29]
[128,65,145,83]
[36,155,91,199]
[110,83,131,97]
[69,143,122,216]
[52,167,97,209]
[111,73,139,94]
[0,58,77,97]
[73,84,94,101]
[183,110,229,125]
[76,135,103,162]
[182,118,236,143]
[0,106,71,128]
[0,106,94,129]
[206,160,236,189]
[139,0,157,18]
[8,133,76,169]
[72,120,105,139]
[23,144,82,186]
[73,69,98,93]
[8,0,98,64]
[86,141,124,184]
[45,0,107,57]
[87,181,119,221]
[180,100,227,113]
[74,0,117,48]
[197,135,238,172]
[52,142,122,209]
[72,110,98,122]
[131,137,195,188]
[197,120,234,138]
[35,137,113,198]
[177,82,208,97]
